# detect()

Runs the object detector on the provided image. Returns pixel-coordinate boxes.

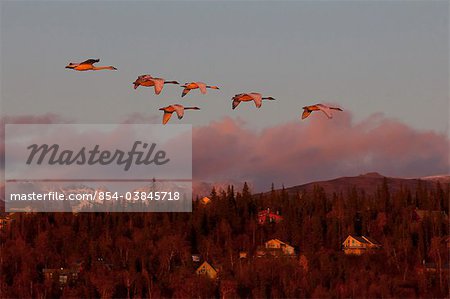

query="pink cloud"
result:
[0,114,69,170]
[192,112,449,191]
[1,112,448,193]
[0,113,68,139]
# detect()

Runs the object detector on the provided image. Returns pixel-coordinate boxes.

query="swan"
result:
[301,104,343,119]
[65,59,117,71]
[159,104,200,124]
[181,82,219,97]
[133,75,179,95]
[232,93,275,110]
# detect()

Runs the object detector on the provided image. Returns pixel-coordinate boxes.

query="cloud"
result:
[0,114,69,171]
[1,112,448,193]
[0,113,68,138]
[192,112,449,191]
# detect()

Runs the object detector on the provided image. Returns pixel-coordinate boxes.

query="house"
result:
[200,197,211,205]
[412,208,448,222]
[257,239,295,257]
[196,261,218,279]
[239,251,248,259]
[258,208,283,225]
[43,267,80,286]
[342,235,381,255]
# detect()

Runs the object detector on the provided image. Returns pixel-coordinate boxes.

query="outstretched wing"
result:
[153,78,165,95]
[232,99,241,110]
[133,75,152,89]
[80,59,100,65]
[250,93,263,108]
[197,82,207,94]
[141,74,153,81]
[181,87,190,97]
[173,105,185,119]
[316,104,333,119]
[301,109,312,119]
[162,112,173,125]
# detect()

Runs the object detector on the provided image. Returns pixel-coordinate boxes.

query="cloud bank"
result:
[192,112,449,191]
[1,112,448,192]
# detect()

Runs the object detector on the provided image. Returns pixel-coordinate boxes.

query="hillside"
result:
[265,172,450,197]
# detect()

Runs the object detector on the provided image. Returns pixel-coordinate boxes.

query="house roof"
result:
[200,197,211,204]
[196,261,217,273]
[267,238,284,244]
[361,236,381,246]
[348,235,369,244]
[266,239,293,247]
[344,235,380,246]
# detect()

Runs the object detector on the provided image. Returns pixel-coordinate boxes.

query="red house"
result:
[258,208,283,225]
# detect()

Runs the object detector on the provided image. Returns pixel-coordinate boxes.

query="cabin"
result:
[196,261,218,279]
[43,267,80,286]
[342,235,381,255]
[257,239,295,257]
[200,197,211,205]
[239,251,248,259]
[258,208,283,225]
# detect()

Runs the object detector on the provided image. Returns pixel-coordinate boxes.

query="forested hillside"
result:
[1,178,448,298]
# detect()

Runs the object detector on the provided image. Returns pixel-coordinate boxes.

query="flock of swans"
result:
[66,58,343,124]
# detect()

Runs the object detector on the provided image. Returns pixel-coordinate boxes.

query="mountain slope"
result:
[271,172,450,196]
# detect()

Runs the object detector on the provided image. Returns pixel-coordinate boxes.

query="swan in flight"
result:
[232,93,275,110]
[159,104,200,124]
[133,75,179,95]
[301,104,343,119]
[181,82,219,97]
[65,59,117,71]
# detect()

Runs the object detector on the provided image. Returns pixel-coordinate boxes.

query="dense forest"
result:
[0,178,448,298]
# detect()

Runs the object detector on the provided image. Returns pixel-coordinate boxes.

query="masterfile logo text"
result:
[26,141,170,171]
[5,124,192,212]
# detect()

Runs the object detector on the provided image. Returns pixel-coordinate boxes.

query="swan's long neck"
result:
[92,66,117,70]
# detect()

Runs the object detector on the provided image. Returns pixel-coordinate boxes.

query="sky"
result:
[1,1,449,190]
